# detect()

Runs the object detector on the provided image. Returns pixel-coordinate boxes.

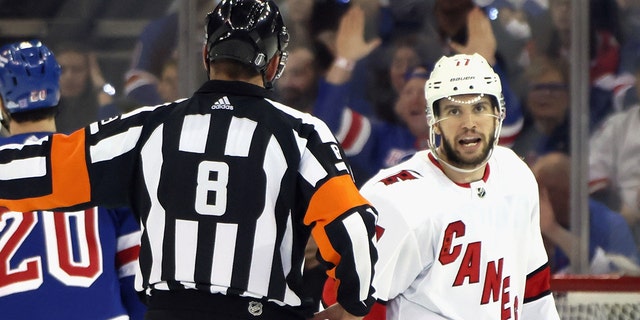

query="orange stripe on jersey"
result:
[524,264,551,302]
[304,174,370,266]
[50,131,91,207]
[1,131,91,212]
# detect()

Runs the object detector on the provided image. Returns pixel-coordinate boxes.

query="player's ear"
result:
[432,122,442,135]
[265,54,281,82]
[202,45,211,79]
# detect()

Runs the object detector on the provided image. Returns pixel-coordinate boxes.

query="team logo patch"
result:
[248,301,263,316]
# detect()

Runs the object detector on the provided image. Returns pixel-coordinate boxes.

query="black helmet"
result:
[205,0,289,88]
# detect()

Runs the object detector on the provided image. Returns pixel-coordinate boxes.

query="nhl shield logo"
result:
[248,301,263,316]
[476,187,486,198]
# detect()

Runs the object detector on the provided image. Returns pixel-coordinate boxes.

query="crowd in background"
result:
[2,0,640,292]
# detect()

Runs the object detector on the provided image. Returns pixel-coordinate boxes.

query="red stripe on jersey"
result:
[341,111,363,150]
[116,244,141,268]
[304,174,370,267]
[323,278,387,320]
[1,130,91,212]
[497,133,517,147]
[588,178,609,193]
[322,277,339,306]
[375,225,385,240]
[524,264,551,301]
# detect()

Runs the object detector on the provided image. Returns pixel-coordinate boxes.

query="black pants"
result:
[144,290,306,320]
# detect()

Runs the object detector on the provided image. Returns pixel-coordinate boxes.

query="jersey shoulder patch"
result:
[378,169,421,186]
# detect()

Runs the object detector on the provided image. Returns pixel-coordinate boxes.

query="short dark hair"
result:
[10,106,58,123]
[211,59,260,79]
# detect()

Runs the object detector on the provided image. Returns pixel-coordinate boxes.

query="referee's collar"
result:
[196,80,277,100]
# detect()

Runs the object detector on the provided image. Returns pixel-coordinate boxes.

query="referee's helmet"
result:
[205,0,289,88]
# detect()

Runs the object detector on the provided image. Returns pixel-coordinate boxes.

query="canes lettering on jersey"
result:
[438,220,518,320]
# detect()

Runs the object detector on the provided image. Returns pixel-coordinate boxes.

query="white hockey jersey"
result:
[364,147,560,320]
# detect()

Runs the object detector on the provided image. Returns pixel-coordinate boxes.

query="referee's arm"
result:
[304,174,378,317]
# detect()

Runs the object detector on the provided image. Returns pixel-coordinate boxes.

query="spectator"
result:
[589,69,640,247]
[0,40,145,320]
[310,1,381,118]
[54,42,119,133]
[315,3,522,185]
[157,58,179,103]
[533,152,640,274]
[274,44,318,113]
[366,33,440,125]
[278,0,314,47]
[432,0,524,147]
[123,0,211,107]
[512,55,570,164]
[522,0,620,127]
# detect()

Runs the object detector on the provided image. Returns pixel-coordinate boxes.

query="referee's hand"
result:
[310,303,363,320]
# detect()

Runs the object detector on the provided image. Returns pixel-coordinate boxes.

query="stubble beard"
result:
[439,131,496,169]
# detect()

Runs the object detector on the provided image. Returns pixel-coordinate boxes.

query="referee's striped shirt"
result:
[0,80,378,316]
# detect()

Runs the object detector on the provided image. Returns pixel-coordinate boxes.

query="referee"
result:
[0,1,378,319]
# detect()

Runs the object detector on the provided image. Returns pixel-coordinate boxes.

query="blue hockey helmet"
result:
[0,40,61,115]
[204,0,289,88]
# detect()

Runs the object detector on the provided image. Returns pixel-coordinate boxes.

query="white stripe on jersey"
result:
[141,125,166,287]
[336,162,349,172]
[211,222,237,290]
[119,260,139,279]
[343,212,372,301]
[247,135,285,299]
[281,212,298,305]
[267,98,338,144]
[0,157,46,180]
[225,117,257,157]
[348,118,371,156]
[336,109,372,156]
[117,230,142,252]
[90,126,142,163]
[0,134,48,151]
[179,114,211,153]
[335,108,353,143]
[91,103,167,135]
[175,219,198,282]
[300,150,327,188]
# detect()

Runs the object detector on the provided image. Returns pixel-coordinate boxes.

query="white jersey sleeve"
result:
[364,186,428,301]
[588,112,619,191]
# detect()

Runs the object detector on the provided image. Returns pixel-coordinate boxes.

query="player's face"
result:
[434,94,498,169]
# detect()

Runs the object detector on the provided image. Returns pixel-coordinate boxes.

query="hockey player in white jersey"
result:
[363,53,560,319]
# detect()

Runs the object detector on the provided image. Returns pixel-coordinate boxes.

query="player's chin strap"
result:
[428,113,503,174]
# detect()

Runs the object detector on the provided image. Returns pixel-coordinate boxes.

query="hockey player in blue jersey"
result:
[0,40,146,320]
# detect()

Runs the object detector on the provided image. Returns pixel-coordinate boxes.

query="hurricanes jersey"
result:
[364,147,559,320]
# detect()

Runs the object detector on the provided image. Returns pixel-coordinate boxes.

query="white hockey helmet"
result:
[424,53,506,173]
[424,53,504,127]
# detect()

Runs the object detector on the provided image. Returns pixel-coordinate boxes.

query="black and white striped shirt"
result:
[0,80,378,316]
